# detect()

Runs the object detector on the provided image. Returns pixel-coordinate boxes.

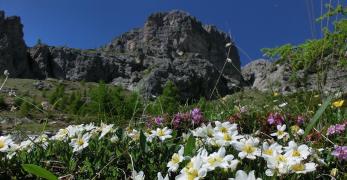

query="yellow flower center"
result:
[77,138,84,146]
[291,163,305,172]
[207,130,214,137]
[220,127,228,133]
[243,145,255,154]
[187,168,199,180]
[277,131,284,136]
[264,149,273,155]
[62,129,68,135]
[158,129,165,137]
[276,155,287,162]
[223,133,232,141]
[291,125,300,133]
[186,162,193,169]
[171,153,180,164]
[292,150,301,157]
[208,156,223,165]
[0,140,5,149]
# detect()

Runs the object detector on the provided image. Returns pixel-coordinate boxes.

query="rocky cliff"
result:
[0,10,242,100]
[0,11,32,77]
[242,58,347,94]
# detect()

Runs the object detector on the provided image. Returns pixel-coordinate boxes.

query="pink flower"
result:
[172,113,183,128]
[296,116,305,125]
[332,146,347,161]
[327,124,346,136]
[191,108,203,125]
[267,113,284,125]
[154,116,164,125]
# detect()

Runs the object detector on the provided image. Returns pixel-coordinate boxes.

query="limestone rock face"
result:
[26,10,242,100]
[242,58,347,94]
[0,11,32,77]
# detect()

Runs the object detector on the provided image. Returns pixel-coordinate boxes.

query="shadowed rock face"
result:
[0,11,32,77]
[1,10,242,100]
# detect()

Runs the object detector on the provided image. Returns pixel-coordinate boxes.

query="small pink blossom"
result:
[267,112,284,125]
[191,108,203,125]
[327,124,346,136]
[332,146,347,161]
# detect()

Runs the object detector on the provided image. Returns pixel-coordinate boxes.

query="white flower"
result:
[41,101,50,110]
[34,134,49,149]
[98,123,114,139]
[270,125,289,139]
[110,135,119,143]
[192,123,215,138]
[19,138,35,152]
[69,133,92,152]
[6,144,19,159]
[66,125,84,138]
[284,141,311,160]
[278,102,288,108]
[229,170,262,180]
[290,125,304,136]
[182,132,191,142]
[264,153,290,175]
[0,135,14,152]
[10,106,17,112]
[4,70,9,76]
[144,130,156,142]
[175,153,208,180]
[261,142,283,159]
[132,170,145,180]
[127,129,140,141]
[202,147,236,171]
[290,162,316,174]
[214,121,237,134]
[167,146,184,172]
[51,128,69,141]
[152,127,172,141]
[84,123,96,132]
[157,172,169,180]
[215,130,243,147]
[8,90,16,97]
[234,137,261,160]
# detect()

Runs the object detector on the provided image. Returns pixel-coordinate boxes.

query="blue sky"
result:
[0,0,341,65]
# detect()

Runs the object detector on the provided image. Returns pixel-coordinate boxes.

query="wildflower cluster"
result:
[0,104,346,179]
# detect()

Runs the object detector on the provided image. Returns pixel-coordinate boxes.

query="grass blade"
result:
[22,164,58,180]
[304,95,333,137]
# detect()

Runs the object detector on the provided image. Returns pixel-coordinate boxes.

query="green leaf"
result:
[304,95,333,137]
[184,135,196,156]
[22,164,58,180]
[140,130,146,152]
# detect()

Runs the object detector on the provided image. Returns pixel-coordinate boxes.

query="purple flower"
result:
[191,108,203,125]
[267,113,284,125]
[327,124,346,136]
[154,116,164,125]
[296,116,305,125]
[332,146,347,161]
[172,113,183,128]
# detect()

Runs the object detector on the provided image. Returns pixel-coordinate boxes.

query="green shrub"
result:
[262,4,347,72]
[14,97,23,107]
[20,101,31,117]
[148,81,179,115]
[49,84,65,105]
